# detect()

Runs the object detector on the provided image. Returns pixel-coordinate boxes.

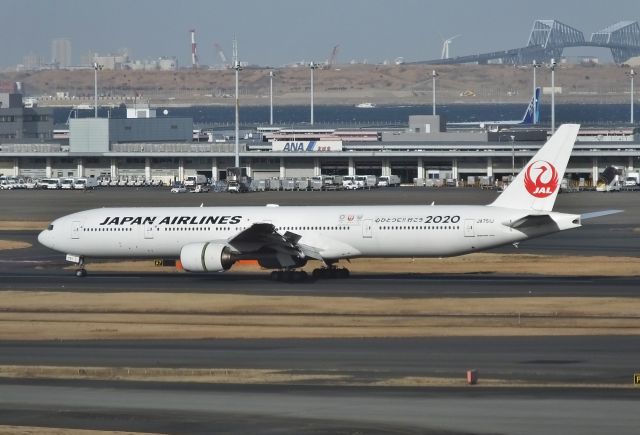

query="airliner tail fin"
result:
[490,124,580,212]
[521,87,541,124]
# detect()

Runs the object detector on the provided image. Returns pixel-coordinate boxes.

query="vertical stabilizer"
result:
[489,124,580,211]
[521,87,541,124]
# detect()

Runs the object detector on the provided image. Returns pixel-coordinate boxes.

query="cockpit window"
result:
[47,224,54,231]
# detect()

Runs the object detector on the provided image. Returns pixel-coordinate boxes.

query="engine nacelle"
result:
[180,242,235,272]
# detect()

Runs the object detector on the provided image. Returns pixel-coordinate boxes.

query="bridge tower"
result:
[523,20,585,64]
[591,21,640,64]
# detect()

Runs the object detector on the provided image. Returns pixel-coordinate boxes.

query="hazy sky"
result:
[3,0,639,68]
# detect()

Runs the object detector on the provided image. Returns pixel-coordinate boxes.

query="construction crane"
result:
[214,42,228,67]
[326,44,340,69]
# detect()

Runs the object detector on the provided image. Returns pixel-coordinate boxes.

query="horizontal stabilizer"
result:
[581,210,623,220]
[504,214,555,229]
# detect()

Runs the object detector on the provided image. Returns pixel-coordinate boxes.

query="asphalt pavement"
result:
[1,187,638,434]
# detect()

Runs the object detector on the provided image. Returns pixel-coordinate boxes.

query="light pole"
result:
[269,70,274,125]
[432,70,438,116]
[310,62,318,125]
[510,135,516,178]
[93,62,103,118]
[629,69,636,124]
[233,37,242,167]
[550,58,556,134]
[532,60,540,123]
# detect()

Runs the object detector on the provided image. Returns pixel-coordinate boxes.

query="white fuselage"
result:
[38,205,581,261]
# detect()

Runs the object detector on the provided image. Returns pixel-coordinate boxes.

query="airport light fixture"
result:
[269,70,275,125]
[233,38,242,167]
[629,69,636,124]
[93,63,103,118]
[510,135,516,178]
[550,58,557,134]
[432,70,438,116]
[310,62,319,125]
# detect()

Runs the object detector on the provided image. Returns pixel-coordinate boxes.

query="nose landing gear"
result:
[67,255,87,277]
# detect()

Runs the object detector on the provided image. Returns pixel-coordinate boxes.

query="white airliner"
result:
[39,124,620,280]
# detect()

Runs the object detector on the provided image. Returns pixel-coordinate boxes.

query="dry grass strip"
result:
[0,240,31,250]
[1,292,639,340]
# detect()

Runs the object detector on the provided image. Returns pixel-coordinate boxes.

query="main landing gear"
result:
[269,265,351,282]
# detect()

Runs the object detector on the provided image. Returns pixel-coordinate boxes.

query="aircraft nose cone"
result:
[38,229,52,249]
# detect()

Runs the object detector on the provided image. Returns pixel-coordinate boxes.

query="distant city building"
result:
[51,38,72,68]
[93,53,129,70]
[22,52,43,70]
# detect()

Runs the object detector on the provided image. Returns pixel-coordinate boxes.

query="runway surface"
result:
[0,336,637,383]
[1,380,638,435]
[1,188,638,434]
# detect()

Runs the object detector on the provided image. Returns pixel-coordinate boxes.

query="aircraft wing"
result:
[227,223,359,262]
[227,223,323,260]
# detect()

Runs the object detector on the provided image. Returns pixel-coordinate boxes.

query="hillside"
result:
[1,63,635,106]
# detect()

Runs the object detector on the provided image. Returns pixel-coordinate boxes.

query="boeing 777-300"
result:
[39,124,620,280]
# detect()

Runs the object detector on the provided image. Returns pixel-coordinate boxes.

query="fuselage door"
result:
[362,219,373,238]
[144,223,154,239]
[71,221,81,239]
[464,219,475,237]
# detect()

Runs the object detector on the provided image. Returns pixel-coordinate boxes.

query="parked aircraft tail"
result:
[520,87,541,125]
[490,124,580,212]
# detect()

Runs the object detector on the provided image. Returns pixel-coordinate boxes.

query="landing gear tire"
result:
[75,268,87,278]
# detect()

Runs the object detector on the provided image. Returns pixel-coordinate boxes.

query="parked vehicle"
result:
[227,180,249,193]
[296,178,311,191]
[190,184,210,193]
[596,166,621,192]
[378,175,401,187]
[624,172,640,187]
[170,183,187,193]
[342,176,355,189]
[39,178,61,189]
[60,178,75,189]
[184,174,208,188]
[73,177,98,190]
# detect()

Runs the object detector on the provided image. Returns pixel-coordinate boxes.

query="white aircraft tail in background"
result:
[449,87,541,127]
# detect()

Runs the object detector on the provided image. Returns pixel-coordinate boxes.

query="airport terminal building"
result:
[1,92,638,185]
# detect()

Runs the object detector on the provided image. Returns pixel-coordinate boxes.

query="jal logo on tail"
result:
[524,160,558,198]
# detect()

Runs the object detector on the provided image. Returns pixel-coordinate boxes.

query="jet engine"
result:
[180,242,235,272]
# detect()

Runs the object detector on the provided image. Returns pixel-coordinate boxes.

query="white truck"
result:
[355,175,377,189]
[342,175,356,189]
[378,175,401,187]
[73,177,98,190]
[184,174,208,188]
[624,172,640,188]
